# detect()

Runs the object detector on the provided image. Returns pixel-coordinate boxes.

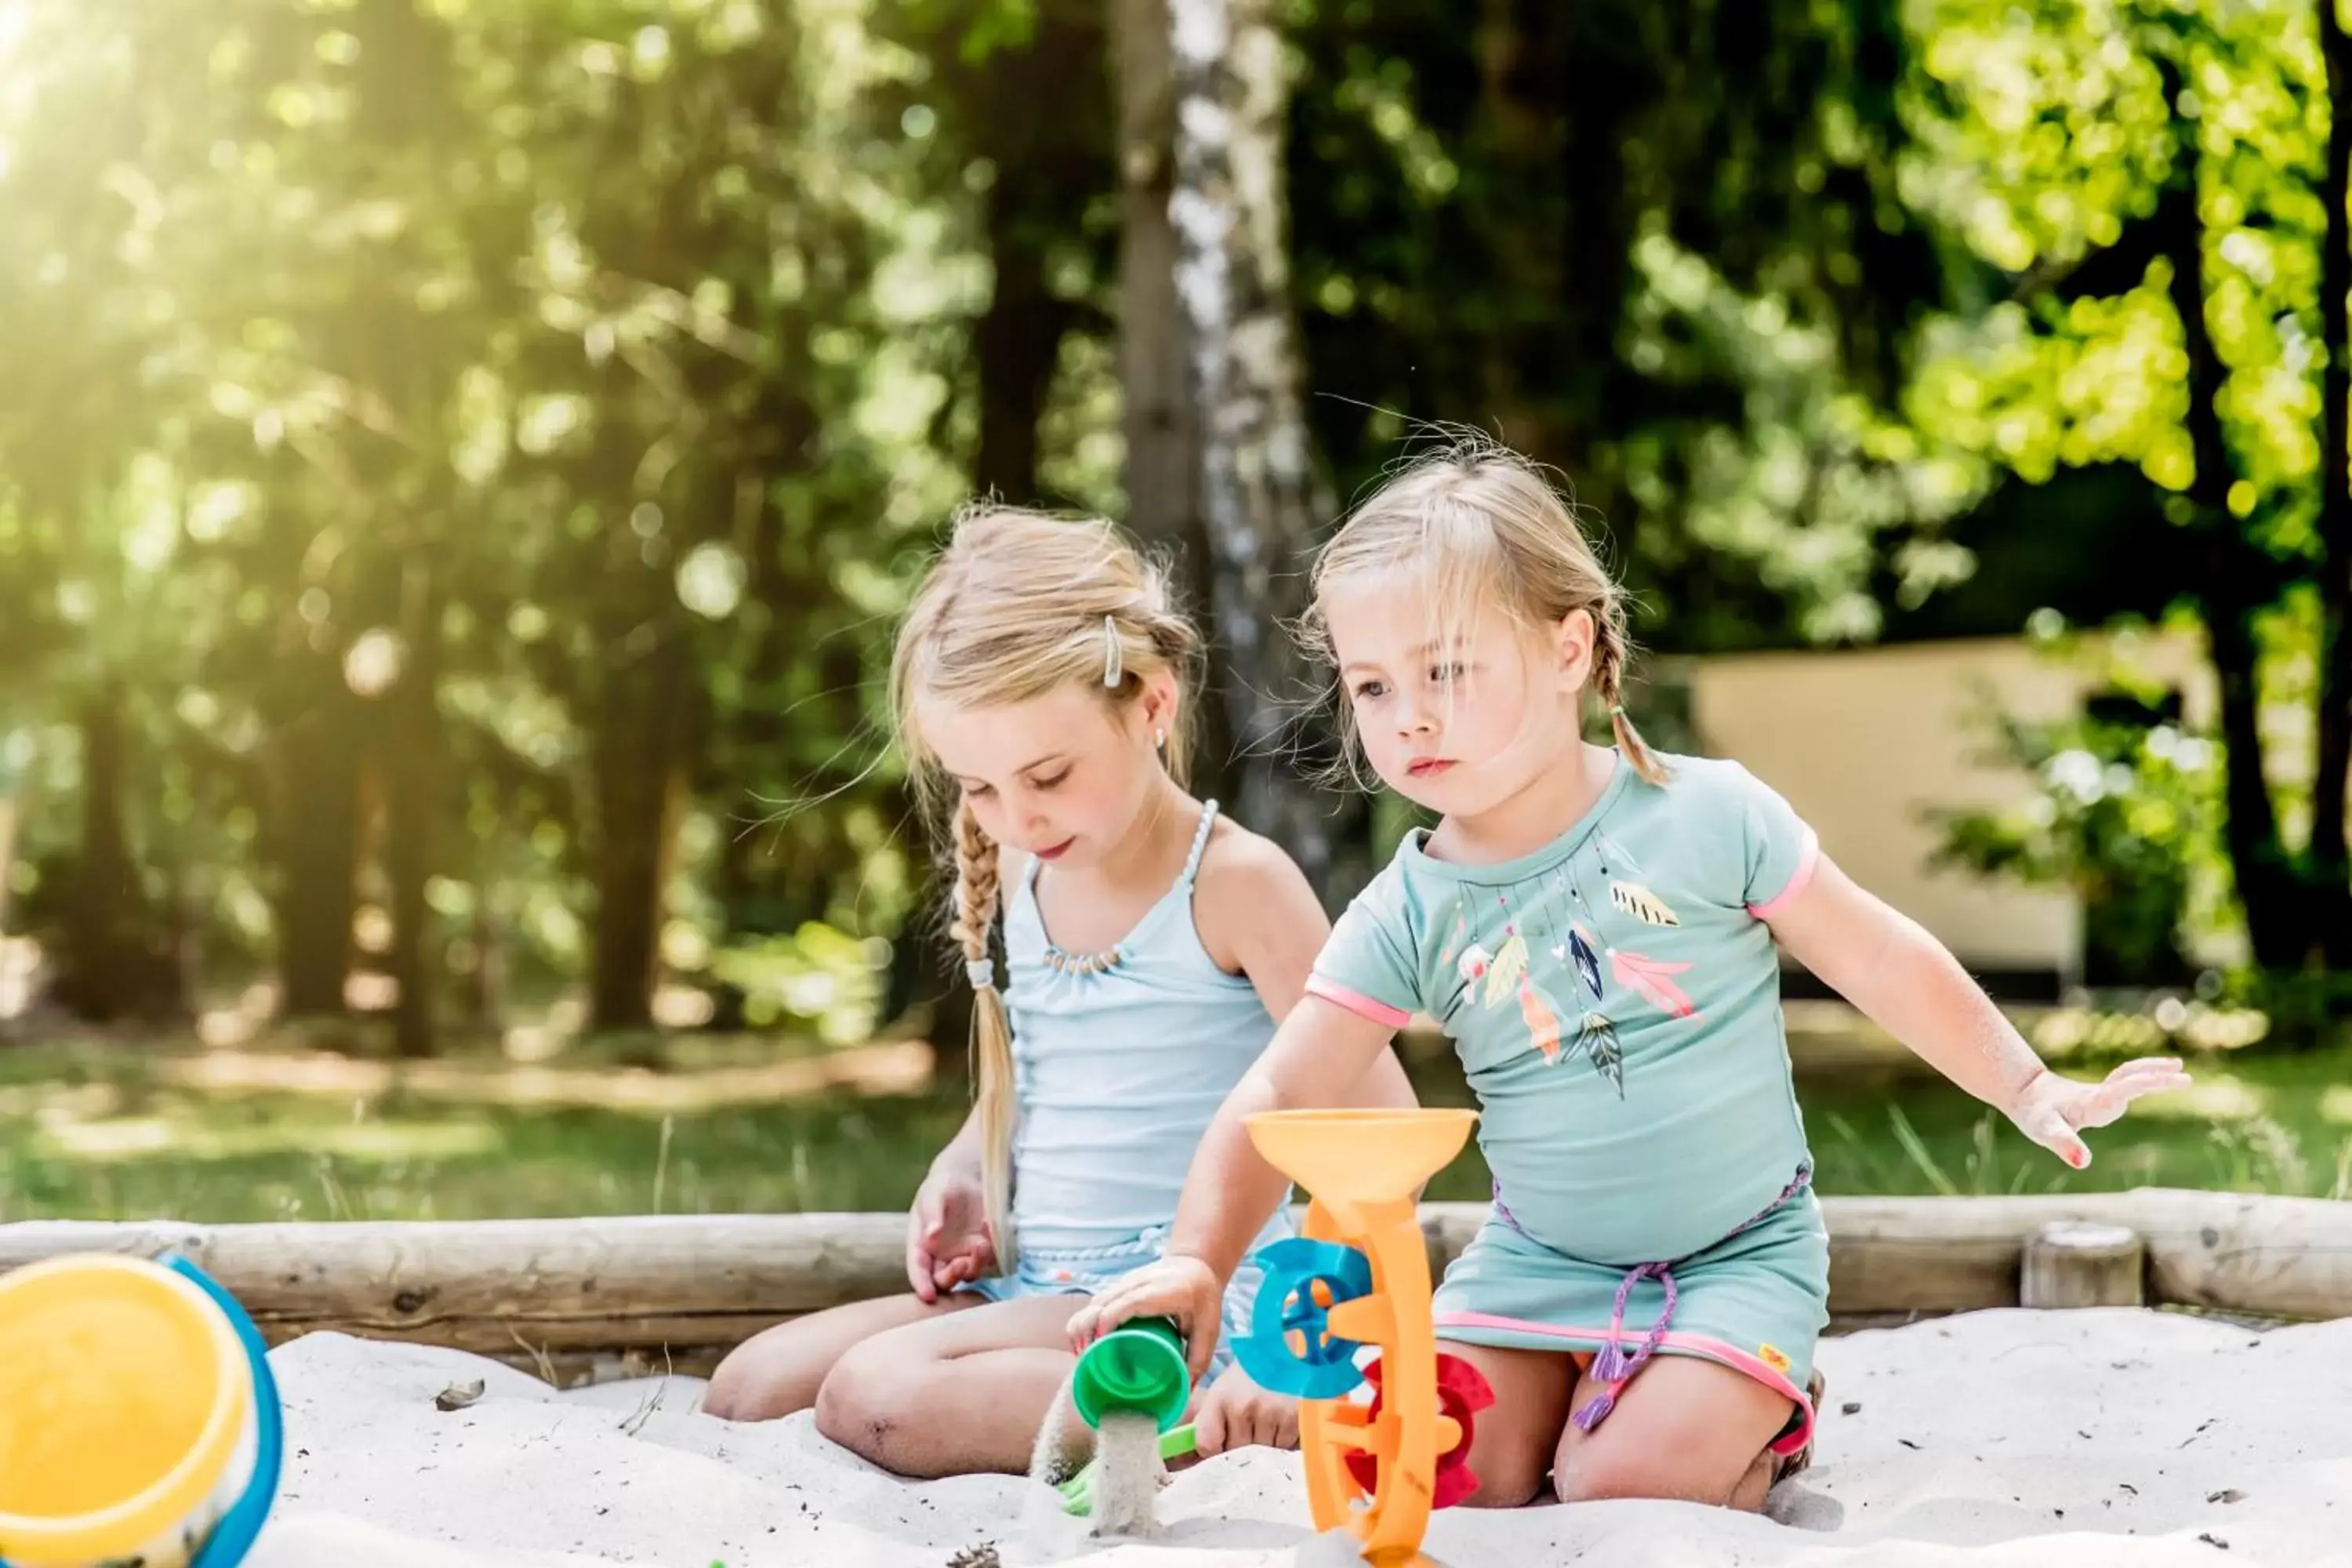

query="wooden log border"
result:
[2,1189,2340,1368]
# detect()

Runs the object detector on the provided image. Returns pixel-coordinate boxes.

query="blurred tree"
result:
[1904,0,2352,994]
[1167,0,1370,904]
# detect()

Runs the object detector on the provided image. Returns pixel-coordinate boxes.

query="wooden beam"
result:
[3,1189,2347,1363]
[0,1216,903,1351]
[1824,1190,2352,1320]
[2021,1221,2147,1309]
[1823,1193,2145,1312]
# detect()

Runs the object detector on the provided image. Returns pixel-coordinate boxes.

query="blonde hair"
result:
[1298,435,1668,786]
[889,505,1203,1268]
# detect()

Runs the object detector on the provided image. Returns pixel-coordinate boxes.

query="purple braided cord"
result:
[1490,1177,1523,1236]
[1541,1162,1813,1436]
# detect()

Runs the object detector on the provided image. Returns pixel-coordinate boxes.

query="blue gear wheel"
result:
[1232,1237,1374,1399]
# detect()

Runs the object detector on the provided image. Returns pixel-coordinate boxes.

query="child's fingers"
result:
[905,1205,938,1300]
[1065,1298,1105,1353]
[2101,1058,2190,1095]
[907,1245,938,1302]
[1194,1396,1229,1457]
[1272,1398,1299,1450]
[1075,1275,1156,1344]
[2018,1101,2092,1168]
[2071,1061,2193,1129]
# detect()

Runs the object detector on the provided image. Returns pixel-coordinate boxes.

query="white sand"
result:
[246,1310,2352,1567]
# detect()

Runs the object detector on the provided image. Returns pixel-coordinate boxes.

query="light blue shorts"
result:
[961,1221,1273,1381]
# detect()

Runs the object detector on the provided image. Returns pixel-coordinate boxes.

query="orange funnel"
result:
[1243,1109,1476,1206]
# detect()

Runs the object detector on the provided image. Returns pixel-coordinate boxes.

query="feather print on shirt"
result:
[1577,1013,1625,1094]
[1593,830,1645,877]
[1519,975,1568,1063]
[1438,896,1468,968]
[1483,931,1529,1007]
[1610,949,1697,1020]
[1566,922,1604,1000]
[1609,881,1682,927]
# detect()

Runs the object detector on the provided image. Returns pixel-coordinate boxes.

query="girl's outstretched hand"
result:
[1067,1256,1225,1378]
[2005,1058,2192,1169]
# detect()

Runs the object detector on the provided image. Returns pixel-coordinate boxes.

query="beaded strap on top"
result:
[1034,800,1220,977]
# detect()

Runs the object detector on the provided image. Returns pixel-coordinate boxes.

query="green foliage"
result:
[5,0,2343,1038]
[1898,0,2352,992]
[1938,702,2227,985]
[0,0,956,1028]
[1933,626,2234,985]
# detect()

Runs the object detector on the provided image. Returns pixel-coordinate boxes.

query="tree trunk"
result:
[274,665,363,1018]
[1474,0,1576,470]
[2313,1,2352,959]
[65,677,158,1022]
[1114,0,1233,804]
[590,616,691,1035]
[460,889,506,1036]
[1167,0,1367,906]
[970,2,1098,506]
[0,744,30,938]
[385,561,444,1058]
[2151,108,2307,972]
[973,184,1059,504]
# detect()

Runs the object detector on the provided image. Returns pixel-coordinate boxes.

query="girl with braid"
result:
[704,506,1415,1478]
[1073,437,2187,1512]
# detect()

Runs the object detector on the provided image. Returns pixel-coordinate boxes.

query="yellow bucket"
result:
[0,1254,278,1568]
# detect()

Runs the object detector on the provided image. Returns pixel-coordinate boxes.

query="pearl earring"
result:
[1154,728,1166,749]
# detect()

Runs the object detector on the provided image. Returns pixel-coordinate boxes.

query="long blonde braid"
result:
[949,798,1016,1267]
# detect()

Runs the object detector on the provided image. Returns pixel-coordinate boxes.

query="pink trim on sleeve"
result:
[1305,975,1413,1029]
[1745,826,1820,920]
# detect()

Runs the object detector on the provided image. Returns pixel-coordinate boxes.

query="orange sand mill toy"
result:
[1232,1109,1490,1568]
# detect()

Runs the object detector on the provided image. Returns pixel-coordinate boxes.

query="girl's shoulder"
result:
[1191,811,1318,915]
[1630,751,1789,826]
[1189,811,1330,972]
[1627,750,1816,910]
[1644,749,1755,794]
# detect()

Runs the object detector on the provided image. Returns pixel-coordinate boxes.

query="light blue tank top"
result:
[1002,800,1286,1254]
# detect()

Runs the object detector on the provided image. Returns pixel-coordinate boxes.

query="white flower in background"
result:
[2045,748,2104,804]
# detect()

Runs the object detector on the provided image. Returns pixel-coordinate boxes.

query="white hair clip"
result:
[1102,615,1123,687]
[967,956,996,992]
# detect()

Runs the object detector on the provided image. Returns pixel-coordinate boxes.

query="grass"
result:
[2,1010,2349,1224]
[0,1033,965,1222]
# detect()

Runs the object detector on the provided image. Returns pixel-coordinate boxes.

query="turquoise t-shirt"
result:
[1306,752,1820,1266]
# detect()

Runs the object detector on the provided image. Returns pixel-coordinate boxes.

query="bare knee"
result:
[705,1341,818,1423]
[1458,1445,1548,1509]
[1459,1468,1544,1509]
[1555,1444,1740,1508]
[1555,1446,1665,1505]
[814,1339,935,1469]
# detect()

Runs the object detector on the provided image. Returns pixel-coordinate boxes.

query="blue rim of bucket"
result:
[173,1255,284,1568]
[0,1255,284,1568]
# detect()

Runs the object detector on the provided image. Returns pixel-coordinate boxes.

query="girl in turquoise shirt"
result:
[1072,438,2187,1512]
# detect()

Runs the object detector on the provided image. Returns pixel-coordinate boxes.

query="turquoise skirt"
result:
[1431,1184,1830,1454]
